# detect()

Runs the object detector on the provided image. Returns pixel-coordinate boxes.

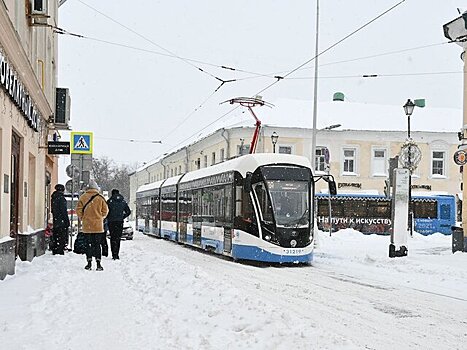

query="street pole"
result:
[311,0,319,171]
[408,113,412,237]
[463,51,467,251]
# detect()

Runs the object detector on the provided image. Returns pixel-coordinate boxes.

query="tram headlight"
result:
[290,239,297,248]
[264,234,272,241]
[291,230,298,237]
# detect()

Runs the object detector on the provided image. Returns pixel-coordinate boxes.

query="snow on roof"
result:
[223,99,462,133]
[179,153,311,184]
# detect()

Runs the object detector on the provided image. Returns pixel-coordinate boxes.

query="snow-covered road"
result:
[1,231,466,350]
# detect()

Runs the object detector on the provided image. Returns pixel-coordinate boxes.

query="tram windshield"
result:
[264,180,309,227]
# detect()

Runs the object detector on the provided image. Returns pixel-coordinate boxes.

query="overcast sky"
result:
[57,0,464,168]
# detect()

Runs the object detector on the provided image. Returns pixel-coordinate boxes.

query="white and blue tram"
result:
[136,154,335,264]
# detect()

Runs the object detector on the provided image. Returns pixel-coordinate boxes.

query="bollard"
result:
[451,226,464,253]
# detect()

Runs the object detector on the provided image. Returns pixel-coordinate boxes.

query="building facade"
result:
[1,0,60,279]
[129,125,460,218]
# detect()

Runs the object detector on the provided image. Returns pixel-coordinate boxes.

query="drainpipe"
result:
[161,157,167,179]
[221,128,230,160]
[185,147,190,173]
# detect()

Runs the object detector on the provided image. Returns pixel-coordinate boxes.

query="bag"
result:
[101,233,109,257]
[73,232,87,254]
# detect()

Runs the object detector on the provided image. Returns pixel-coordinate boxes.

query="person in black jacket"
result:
[106,189,131,259]
[51,184,70,255]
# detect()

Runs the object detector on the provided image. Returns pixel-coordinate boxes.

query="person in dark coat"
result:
[106,189,131,260]
[51,184,70,255]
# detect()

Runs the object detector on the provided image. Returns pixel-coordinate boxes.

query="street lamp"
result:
[403,99,415,138]
[403,99,416,236]
[271,132,279,153]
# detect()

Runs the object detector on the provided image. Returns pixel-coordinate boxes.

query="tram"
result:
[136,153,336,264]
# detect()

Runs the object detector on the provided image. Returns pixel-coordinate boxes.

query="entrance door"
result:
[10,132,21,239]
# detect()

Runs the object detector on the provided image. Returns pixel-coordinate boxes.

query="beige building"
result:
[1,1,63,279]
[129,121,460,218]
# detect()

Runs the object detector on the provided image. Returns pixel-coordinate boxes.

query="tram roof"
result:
[179,153,311,184]
[136,180,165,195]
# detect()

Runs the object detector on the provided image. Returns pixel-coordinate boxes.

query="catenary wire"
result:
[160,0,408,155]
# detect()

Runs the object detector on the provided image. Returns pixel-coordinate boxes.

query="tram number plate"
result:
[283,248,305,255]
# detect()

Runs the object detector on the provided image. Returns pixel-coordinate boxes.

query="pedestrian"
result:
[76,180,109,271]
[51,184,70,255]
[106,189,131,260]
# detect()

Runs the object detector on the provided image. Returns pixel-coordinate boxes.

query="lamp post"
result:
[271,132,279,153]
[403,99,415,236]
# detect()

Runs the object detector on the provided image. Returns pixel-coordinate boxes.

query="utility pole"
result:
[311,0,320,171]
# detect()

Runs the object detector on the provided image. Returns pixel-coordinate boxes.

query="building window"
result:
[170,169,174,177]
[212,152,216,165]
[278,146,292,154]
[372,148,387,176]
[196,158,201,170]
[179,165,182,174]
[220,148,225,161]
[342,148,356,174]
[315,146,329,172]
[432,151,445,176]
[204,155,208,167]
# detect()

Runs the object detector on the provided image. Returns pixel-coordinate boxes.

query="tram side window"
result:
[192,189,202,225]
[344,200,367,217]
[413,201,437,219]
[367,201,391,218]
[179,190,193,224]
[440,203,451,220]
[212,186,225,226]
[331,200,344,217]
[224,185,233,224]
[233,185,258,236]
[317,198,330,216]
[202,188,214,224]
[151,196,159,228]
[162,192,177,222]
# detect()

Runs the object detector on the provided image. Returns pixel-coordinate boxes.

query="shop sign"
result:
[0,49,40,132]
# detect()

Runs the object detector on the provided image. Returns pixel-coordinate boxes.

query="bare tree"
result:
[92,157,135,200]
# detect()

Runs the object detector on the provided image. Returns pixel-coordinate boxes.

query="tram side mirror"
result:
[244,172,253,193]
[328,180,337,195]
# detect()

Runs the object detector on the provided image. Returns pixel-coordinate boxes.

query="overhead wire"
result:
[161,0,408,155]
[76,0,242,86]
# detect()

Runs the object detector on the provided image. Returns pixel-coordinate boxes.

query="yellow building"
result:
[129,100,461,218]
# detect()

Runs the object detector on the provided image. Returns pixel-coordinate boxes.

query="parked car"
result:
[106,218,134,240]
[122,219,134,240]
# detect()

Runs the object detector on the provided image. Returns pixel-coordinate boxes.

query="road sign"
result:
[48,141,70,155]
[71,132,93,154]
[454,149,467,165]
[65,179,81,193]
[66,164,80,179]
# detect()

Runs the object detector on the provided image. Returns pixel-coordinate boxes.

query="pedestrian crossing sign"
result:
[71,132,93,154]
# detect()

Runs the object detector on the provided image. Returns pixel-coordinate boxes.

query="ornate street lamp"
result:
[271,132,279,153]
[403,99,415,138]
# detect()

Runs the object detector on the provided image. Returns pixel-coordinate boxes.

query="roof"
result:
[223,99,462,133]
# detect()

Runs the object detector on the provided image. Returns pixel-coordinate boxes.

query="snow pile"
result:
[1,230,466,349]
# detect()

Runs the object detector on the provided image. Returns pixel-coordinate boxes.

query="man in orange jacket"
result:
[76,180,109,271]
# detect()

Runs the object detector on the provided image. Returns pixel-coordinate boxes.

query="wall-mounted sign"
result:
[338,182,361,189]
[47,141,70,155]
[0,49,40,132]
[412,184,432,191]
[453,149,467,166]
